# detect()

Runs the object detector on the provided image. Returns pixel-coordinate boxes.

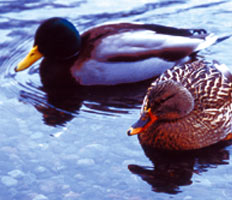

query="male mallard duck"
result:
[127,60,232,151]
[15,17,217,86]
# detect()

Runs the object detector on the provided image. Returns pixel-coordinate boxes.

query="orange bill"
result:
[127,108,157,136]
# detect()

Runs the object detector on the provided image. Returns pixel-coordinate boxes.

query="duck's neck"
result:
[39,56,78,90]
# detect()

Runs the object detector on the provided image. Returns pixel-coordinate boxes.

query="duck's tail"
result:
[195,33,232,52]
[215,34,232,44]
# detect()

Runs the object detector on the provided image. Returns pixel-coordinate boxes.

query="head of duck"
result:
[15,17,81,72]
[127,80,194,136]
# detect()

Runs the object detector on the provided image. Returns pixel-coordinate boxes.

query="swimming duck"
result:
[15,17,218,86]
[127,60,232,151]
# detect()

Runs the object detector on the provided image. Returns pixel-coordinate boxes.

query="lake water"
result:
[1,0,232,199]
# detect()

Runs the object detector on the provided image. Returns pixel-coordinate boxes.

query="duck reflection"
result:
[128,141,231,194]
[19,57,151,126]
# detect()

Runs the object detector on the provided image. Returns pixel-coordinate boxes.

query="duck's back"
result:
[142,60,232,150]
[154,60,232,106]
[71,23,216,86]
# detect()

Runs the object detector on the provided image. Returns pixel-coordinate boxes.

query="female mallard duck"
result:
[15,17,217,86]
[127,60,232,151]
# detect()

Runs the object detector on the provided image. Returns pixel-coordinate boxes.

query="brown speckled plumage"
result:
[132,60,232,150]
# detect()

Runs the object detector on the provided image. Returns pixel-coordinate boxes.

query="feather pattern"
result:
[139,60,232,150]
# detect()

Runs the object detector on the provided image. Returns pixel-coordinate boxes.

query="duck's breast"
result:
[71,58,176,86]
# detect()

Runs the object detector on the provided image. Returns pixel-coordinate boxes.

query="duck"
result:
[127,60,232,151]
[15,17,218,86]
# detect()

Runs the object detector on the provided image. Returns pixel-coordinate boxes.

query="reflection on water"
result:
[19,80,150,126]
[1,0,232,199]
[17,57,151,126]
[129,141,231,194]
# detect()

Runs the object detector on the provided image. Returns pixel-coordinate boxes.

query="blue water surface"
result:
[0,0,232,199]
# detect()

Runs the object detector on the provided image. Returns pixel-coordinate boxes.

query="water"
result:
[0,0,232,199]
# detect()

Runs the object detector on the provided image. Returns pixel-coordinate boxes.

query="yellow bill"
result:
[15,45,43,72]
